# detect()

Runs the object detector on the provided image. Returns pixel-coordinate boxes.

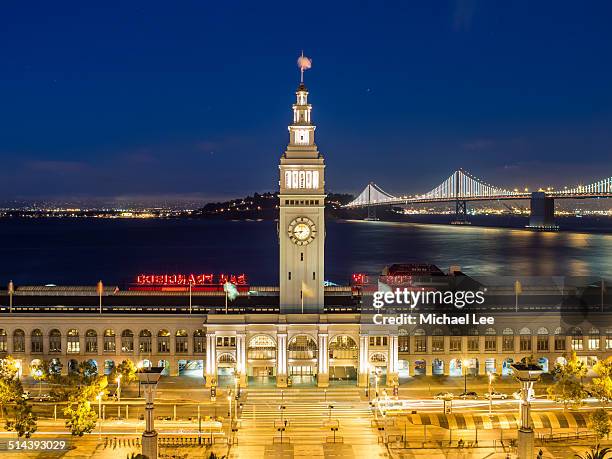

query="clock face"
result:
[288,217,317,245]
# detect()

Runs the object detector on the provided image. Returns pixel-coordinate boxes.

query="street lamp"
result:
[462,359,469,394]
[116,374,122,403]
[96,391,104,440]
[136,366,164,459]
[487,372,495,416]
[510,363,543,459]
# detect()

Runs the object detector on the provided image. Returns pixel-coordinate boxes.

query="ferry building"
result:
[1,70,610,390]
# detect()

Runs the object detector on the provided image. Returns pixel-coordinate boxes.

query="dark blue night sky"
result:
[2,1,612,202]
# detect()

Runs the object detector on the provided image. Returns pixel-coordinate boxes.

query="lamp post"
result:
[487,372,495,416]
[96,392,104,440]
[116,374,122,403]
[510,363,543,459]
[462,359,469,394]
[136,366,164,459]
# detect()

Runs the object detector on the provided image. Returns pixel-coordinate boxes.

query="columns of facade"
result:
[582,335,589,352]
[548,335,555,354]
[531,336,538,355]
[387,334,399,386]
[115,333,121,358]
[236,333,247,387]
[358,334,369,387]
[276,333,288,388]
[317,333,329,387]
[565,335,573,353]
[514,335,521,354]
[205,333,217,387]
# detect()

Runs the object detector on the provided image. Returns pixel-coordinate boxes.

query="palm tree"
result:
[575,445,612,459]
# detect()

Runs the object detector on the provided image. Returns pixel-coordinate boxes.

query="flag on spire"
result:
[297,52,312,83]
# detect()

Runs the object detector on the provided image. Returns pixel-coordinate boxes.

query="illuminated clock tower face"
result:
[278,81,325,313]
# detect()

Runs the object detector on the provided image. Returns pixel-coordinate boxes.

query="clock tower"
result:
[279,67,325,313]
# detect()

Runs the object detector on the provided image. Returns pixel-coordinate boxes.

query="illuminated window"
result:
[193,330,206,354]
[432,336,444,352]
[537,336,549,351]
[176,330,188,354]
[415,336,426,352]
[519,336,531,352]
[468,336,479,352]
[139,329,152,353]
[0,329,6,353]
[485,336,496,351]
[158,329,170,353]
[104,329,116,352]
[49,329,61,353]
[571,328,583,351]
[121,330,134,353]
[288,335,317,359]
[13,330,25,353]
[85,330,97,353]
[248,334,276,360]
[31,329,43,353]
[398,335,409,352]
[67,329,80,354]
[450,337,461,352]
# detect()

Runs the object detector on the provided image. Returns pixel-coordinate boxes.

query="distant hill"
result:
[192,192,355,220]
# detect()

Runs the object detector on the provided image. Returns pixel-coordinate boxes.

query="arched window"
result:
[0,329,7,353]
[175,329,188,353]
[85,330,97,353]
[519,327,531,335]
[218,353,236,364]
[537,327,549,335]
[485,327,496,335]
[554,327,564,335]
[288,335,317,359]
[414,329,426,336]
[158,329,170,353]
[248,335,276,360]
[13,329,25,353]
[67,329,80,354]
[31,329,43,353]
[121,330,134,353]
[49,329,61,353]
[502,328,514,335]
[103,329,115,352]
[139,329,152,353]
[193,329,206,354]
[329,335,358,360]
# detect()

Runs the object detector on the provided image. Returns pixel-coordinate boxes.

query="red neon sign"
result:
[136,273,248,286]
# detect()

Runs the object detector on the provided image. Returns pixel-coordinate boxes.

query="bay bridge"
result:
[345,169,612,229]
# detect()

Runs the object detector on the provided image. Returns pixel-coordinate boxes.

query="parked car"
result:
[21,391,31,400]
[484,391,508,400]
[433,392,454,400]
[457,391,479,400]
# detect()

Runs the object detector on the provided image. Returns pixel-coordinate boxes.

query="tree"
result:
[0,356,22,419]
[64,400,97,437]
[110,360,138,386]
[592,358,612,406]
[590,409,612,440]
[4,399,37,438]
[548,351,588,409]
[574,445,611,459]
[61,364,108,436]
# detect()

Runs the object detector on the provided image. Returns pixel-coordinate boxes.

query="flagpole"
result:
[602,278,605,313]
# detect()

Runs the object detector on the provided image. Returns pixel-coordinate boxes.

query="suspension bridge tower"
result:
[278,56,326,317]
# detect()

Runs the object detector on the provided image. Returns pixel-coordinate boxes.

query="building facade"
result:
[1,67,610,393]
